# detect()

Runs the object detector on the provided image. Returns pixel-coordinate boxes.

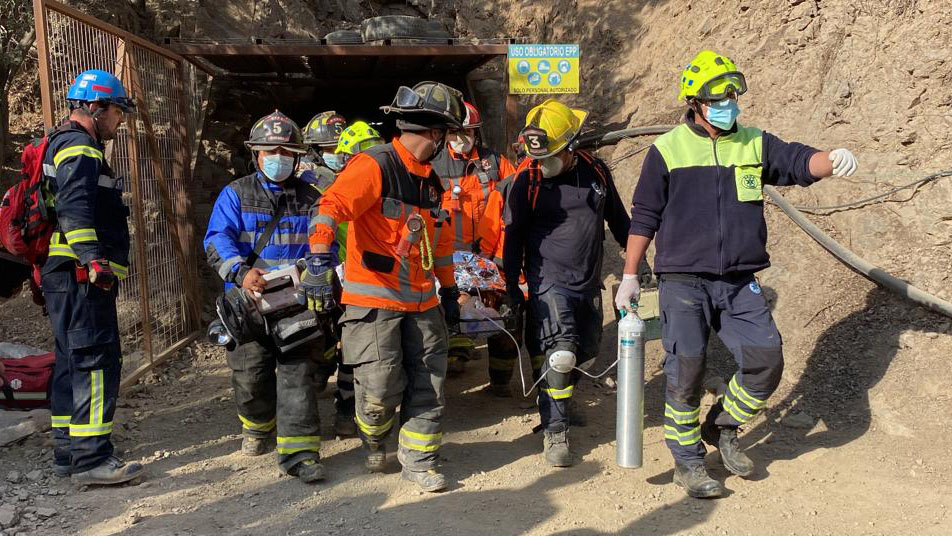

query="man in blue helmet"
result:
[41,69,143,485]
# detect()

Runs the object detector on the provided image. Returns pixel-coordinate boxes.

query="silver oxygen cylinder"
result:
[616,309,646,468]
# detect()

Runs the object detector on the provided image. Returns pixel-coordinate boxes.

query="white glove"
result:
[829,148,858,177]
[614,273,641,312]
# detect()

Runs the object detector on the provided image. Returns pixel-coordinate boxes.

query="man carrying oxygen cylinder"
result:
[204,110,331,483]
[617,50,859,498]
[503,99,631,467]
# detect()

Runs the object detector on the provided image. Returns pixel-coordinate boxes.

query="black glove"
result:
[439,285,461,330]
[506,283,526,312]
[297,253,339,312]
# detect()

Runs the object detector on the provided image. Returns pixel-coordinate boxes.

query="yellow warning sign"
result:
[508,44,580,95]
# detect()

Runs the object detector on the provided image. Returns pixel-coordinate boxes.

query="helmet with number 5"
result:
[244,110,308,154]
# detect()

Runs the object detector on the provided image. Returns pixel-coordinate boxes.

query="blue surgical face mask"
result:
[704,98,740,130]
[261,154,295,182]
[322,152,344,172]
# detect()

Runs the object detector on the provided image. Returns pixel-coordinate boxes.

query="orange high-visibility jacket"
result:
[430,145,515,252]
[476,157,532,268]
[309,138,455,312]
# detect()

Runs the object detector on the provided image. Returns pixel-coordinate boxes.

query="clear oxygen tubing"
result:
[471,288,622,398]
[616,309,646,469]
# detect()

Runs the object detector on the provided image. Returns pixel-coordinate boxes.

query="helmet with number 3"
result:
[245,110,308,154]
[521,99,588,159]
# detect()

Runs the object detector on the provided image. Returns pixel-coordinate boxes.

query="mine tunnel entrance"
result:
[168,40,517,152]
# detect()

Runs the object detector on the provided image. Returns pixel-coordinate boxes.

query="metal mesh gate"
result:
[33,0,212,384]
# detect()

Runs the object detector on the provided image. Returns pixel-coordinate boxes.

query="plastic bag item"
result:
[459,296,504,335]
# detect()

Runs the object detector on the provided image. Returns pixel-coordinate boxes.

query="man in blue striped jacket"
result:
[204,111,331,483]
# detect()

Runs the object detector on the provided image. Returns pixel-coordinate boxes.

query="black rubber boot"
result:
[288,459,325,483]
[673,462,724,498]
[401,468,446,492]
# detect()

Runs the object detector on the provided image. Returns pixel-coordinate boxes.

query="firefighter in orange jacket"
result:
[305,82,464,493]
[430,101,517,386]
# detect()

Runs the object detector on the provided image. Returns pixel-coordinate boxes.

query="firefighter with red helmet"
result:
[430,101,516,387]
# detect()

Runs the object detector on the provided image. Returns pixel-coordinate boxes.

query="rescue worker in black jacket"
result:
[504,99,631,467]
[42,69,143,485]
[618,51,858,498]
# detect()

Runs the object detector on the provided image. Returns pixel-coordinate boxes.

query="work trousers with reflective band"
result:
[659,273,784,463]
[529,285,603,432]
[43,268,121,473]
[226,337,323,472]
[341,305,448,471]
[447,333,476,365]
[317,314,355,417]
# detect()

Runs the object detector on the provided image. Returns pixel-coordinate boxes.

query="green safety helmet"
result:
[336,121,384,156]
[678,50,748,102]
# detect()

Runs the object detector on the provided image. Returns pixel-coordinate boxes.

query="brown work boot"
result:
[365,444,387,473]
[288,459,325,483]
[487,383,512,398]
[673,461,724,499]
[72,456,144,486]
[543,429,573,467]
[401,468,446,492]
[334,412,357,437]
[241,436,272,457]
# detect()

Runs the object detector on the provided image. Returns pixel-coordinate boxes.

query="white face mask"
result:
[539,154,566,178]
[261,154,295,183]
[449,133,475,155]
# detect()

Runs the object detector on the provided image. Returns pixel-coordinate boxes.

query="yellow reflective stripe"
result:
[90,370,104,425]
[111,263,129,279]
[729,376,766,410]
[664,404,700,424]
[53,145,104,169]
[448,336,476,349]
[65,228,98,244]
[322,345,337,361]
[70,422,113,436]
[276,436,321,454]
[723,396,755,423]
[663,424,701,445]
[488,357,514,371]
[542,385,574,399]
[238,414,276,432]
[398,428,442,452]
[51,415,71,428]
[356,413,394,436]
[49,243,79,260]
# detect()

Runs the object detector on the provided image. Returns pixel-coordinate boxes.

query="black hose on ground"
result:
[581,123,952,319]
[575,125,678,150]
[764,185,952,318]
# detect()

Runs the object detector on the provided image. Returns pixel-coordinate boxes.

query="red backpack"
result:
[0,353,56,409]
[0,134,57,303]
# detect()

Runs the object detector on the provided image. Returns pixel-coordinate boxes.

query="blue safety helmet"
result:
[66,69,136,112]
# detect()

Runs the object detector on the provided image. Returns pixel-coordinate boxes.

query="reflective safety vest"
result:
[430,146,515,251]
[310,139,456,312]
[42,123,130,277]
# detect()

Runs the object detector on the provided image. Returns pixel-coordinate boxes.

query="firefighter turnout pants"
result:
[340,305,448,471]
[528,286,603,432]
[226,337,324,472]
[316,310,355,418]
[659,273,784,463]
[43,266,122,473]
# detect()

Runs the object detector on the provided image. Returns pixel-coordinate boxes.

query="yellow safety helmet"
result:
[521,99,588,159]
[335,120,384,158]
[678,50,748,102]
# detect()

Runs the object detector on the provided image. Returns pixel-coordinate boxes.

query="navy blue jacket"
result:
[629,111,820,275]
[504,153,630,293]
